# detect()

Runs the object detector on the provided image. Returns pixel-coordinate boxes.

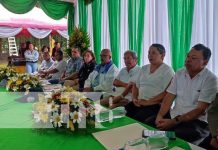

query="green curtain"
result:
[39,0,70,20]
[0,0,37,14]
[92,0,102,63]
[168,0,195,71]
[107,0,121,67]
[128,0,146,65]
[68,4,75,36]
[78,0,88,31]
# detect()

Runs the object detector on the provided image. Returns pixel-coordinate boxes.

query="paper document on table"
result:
[92,123,146,150]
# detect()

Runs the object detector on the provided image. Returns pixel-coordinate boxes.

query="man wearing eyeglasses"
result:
[83,49,118,97]
[155,44,218,145]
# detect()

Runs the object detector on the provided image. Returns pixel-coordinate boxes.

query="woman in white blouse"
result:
[124,44,174,127]
[24,43,39,74]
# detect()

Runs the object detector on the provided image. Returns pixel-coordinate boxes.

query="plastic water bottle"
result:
[97,106,126,123]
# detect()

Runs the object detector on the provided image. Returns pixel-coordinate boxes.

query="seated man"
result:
[83,49,119,97]
[155,44,218,145]
[100,50,141,108]
[39,51,54,72]
[121,44,174,126]
[60,46,83,83]
[40,50,67,83]
[207,93,218,149]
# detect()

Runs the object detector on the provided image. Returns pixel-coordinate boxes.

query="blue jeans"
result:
[26,62,38,73]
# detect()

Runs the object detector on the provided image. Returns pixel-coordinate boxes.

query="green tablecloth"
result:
[0,87,191,150]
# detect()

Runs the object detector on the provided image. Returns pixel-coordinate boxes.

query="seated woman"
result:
[64,50,96,91]
[113,44,174,127]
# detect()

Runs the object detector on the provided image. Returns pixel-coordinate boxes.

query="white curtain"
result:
[191,0,218,76]
[57,30,69,39]
[120,0,129,68]
[143,0,171,66]
[0,27,22,38]
[101,0,110,50]
[87,4,94,50]
[27,28,52,39]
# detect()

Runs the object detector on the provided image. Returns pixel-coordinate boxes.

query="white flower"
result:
[33,113,40,122]
[71,98,83,108]
[12,86,19,92]
[11,77,18,82]
[6,72,10,76]
[51,104,59,112]
[70,111,82,123]
[46,104,52,113]
[24,84,31,90]
[51,114,63,127]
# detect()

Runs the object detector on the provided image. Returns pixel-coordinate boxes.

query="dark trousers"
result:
[167,117,210,145]
[125,102,169,127]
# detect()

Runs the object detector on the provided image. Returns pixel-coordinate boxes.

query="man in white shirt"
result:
[155,44,218,145]
[41,50,67,84]
[100,50,141,108]
[84,49,119,96]
[39,51,54,71]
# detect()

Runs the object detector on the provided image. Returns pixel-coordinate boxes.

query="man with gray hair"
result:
[100,50,141,108]
[84,49,119,96]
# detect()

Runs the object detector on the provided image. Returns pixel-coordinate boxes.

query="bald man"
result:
[84,49,119,96]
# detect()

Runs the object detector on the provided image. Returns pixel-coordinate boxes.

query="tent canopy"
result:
[0,4,68,39]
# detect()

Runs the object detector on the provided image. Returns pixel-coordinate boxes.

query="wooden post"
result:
[0,38,2,57]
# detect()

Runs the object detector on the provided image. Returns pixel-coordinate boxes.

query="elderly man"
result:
[83,49,118,96]
[155,44,218,145]
[100,50,141,108]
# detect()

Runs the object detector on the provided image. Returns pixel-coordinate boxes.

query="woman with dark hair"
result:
[51,42,61,60]
[39,46,50,62]
[64,50,96,91]
[24,43,39,74]
[119,44,174,127]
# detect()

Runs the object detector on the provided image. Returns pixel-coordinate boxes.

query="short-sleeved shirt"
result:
[84,63,119,94]
[167,67,218,122]
[137,63,174,100]
[40,58,54,70]
[114,65,141,100]
[51,60,67,80]
[65,57,83,77]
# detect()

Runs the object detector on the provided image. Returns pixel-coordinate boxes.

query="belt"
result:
[26,61,37,63]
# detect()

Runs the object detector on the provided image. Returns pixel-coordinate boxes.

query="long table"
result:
[0,87,202,150]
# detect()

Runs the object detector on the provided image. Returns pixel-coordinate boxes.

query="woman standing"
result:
[24,43,39,74]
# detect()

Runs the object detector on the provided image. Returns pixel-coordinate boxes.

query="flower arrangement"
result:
[68,26,91,55]
[0,67,16,82]
[6,73,41,94]
[33,87,95,131]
